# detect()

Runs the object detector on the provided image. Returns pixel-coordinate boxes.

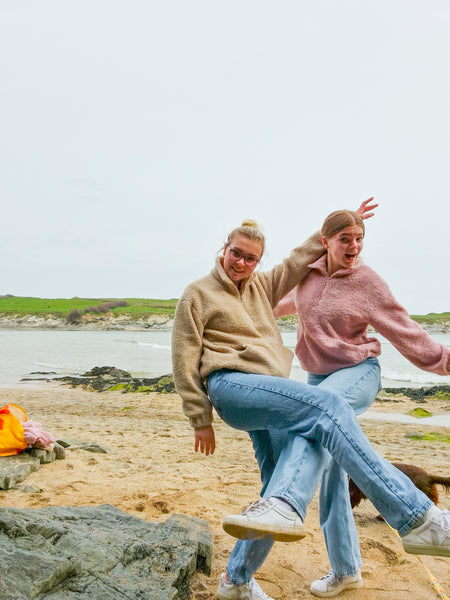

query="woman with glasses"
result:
[171,202,449,600]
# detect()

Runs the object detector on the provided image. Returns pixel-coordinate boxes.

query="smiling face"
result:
[223,233,263,285]
[322,225,364,274]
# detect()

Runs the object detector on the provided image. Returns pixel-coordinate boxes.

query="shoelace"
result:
[248,578,272,600]
[242,498,273,516]
[320,571,338,584]
[440,509,450,530]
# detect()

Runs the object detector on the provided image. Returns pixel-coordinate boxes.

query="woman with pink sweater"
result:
[271,208,450,597]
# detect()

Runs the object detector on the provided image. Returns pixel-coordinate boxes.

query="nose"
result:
[348,238,358,249]
[235,256,247,265]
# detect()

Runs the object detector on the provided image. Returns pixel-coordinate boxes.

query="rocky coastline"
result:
[1,313,449,333]
[0,313,174,331]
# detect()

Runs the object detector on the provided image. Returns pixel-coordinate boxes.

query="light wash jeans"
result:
[305,360,382,576]
[207,364,432,585]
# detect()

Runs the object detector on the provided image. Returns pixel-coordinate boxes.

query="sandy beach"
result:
[0,385,449,599]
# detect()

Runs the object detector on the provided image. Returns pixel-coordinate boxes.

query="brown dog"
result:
[349,463,450,509]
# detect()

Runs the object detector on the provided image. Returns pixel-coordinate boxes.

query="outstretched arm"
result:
[369,275,450,375]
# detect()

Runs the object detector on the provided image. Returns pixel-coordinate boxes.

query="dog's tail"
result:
[430,476,450,492]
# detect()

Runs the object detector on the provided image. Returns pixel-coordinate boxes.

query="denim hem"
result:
[397,499,433,536]
[332,564,362,578]
[274,492,306,520]
[226,569,250,586]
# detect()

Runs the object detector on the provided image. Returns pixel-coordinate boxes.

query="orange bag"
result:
[0,404,29,457]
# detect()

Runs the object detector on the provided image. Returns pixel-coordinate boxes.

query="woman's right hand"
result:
[194,425,216,455]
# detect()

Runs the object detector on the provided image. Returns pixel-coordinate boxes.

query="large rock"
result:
[0,453,40,490]
[0,445,65,490]
[0,505,213,599]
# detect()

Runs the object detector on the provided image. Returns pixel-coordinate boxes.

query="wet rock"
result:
[83,366,132,378]
[381,385,450,402]
[0,505,213,599]
[49,367,176,394]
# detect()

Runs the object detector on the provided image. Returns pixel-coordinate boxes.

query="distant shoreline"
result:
[0,313,449,333]
[1,296,449,333]
[0,313,174,331]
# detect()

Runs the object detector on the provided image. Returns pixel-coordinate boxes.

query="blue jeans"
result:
[306,360,381,576]
[207,364,432,585]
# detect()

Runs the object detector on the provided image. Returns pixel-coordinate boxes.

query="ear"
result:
[321,236,328,249]
[223,244,228,257]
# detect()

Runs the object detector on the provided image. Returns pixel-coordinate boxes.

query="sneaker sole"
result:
[310,580,363,598]
[223,518,305,542]
[402,542,450,557]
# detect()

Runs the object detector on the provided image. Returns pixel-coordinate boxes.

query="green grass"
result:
[0,296,178,318]
[405,431,450,443]
[410,312,450,324]
[1,296,448,322]
[407,407,433,419]
[279,312,450,326]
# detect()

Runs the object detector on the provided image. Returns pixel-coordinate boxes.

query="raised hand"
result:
[356,197,378,220]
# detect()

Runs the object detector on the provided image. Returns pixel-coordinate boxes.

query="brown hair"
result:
[322,210,365,239]
[225,219,265,254]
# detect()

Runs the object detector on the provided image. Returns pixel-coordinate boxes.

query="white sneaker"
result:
[402,506,450,556]
[310,570,363,598]
[223,498,305,542]
[217,573,274,600]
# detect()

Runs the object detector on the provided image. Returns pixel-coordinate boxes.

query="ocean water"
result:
[0,329,449,389]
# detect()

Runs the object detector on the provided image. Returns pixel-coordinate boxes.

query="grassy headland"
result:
[410,312,450,325]
[0,296,449,329]
[0,296,178,318]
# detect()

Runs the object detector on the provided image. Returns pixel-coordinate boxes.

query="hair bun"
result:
[241,219,259,228]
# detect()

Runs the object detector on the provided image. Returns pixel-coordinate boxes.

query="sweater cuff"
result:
[190,411,213,429]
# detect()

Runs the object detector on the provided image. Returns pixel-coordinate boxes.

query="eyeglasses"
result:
[227,245,261,266]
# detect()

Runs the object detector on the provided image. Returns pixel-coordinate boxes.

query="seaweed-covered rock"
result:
[381,385,450,402]
[0,505,213,599]
[47,367,176,394]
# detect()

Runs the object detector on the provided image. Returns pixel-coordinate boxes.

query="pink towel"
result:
[22,420,56,451]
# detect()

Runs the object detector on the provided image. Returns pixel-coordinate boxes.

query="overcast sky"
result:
[1,1,449,314]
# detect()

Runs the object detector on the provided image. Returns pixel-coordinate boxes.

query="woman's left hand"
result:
[194,424,216,455]
[356,197,378,220]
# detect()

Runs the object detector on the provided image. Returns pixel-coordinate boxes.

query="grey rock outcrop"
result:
[0,504,213,599]
[0,445,65,490]
[0,453,40,490]
[381,384,450,402]
[22,366,176,394]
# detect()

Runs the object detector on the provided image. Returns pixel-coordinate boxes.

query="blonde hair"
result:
[322,210,365,239]
[226,219,265,254]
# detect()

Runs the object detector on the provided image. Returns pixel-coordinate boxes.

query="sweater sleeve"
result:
[171,298,213,429]
[369,275,450,375]
[260,231,324,307]
[273,288,297,318]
